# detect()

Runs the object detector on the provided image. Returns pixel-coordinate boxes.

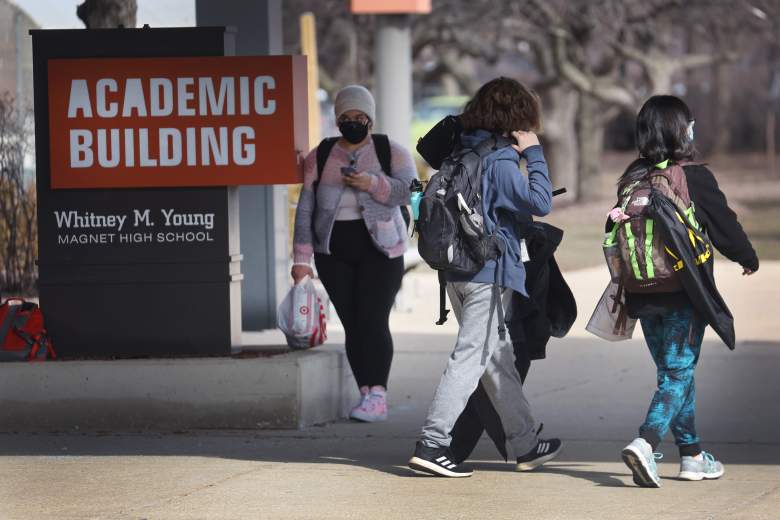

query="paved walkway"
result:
[2,331,778,519]
[1,264,778,519]
[390,261,780,342]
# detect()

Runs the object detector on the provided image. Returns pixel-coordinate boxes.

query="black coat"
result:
[648,192,736,348]
[449,223,577,462]
[684,165,758,270]
[507,223,577,360]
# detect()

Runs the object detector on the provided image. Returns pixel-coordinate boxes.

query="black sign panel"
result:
[32,28,241,358]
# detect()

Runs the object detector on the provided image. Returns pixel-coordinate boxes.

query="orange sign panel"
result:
[48,55,308,189]
[351,0,431,14]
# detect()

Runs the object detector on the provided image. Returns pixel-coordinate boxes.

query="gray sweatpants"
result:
[420,281,537,457]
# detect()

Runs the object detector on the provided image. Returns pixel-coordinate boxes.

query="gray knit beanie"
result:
[334,85,376,122]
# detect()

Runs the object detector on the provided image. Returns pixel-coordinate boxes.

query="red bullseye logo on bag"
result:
[47,56,308,189]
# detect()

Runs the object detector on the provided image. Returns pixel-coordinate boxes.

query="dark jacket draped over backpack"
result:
[449,223,577,462]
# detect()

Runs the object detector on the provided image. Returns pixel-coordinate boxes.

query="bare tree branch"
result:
[548,27,636,110]
[0,93,37,293]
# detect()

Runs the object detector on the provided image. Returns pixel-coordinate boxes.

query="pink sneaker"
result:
[349,386,388,422]
[349,386,369,417]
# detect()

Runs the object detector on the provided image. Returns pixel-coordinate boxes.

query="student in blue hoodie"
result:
[408,78,562,478]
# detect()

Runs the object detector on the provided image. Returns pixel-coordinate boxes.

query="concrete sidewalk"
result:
[388,261,780,342]
[1,332,778,520]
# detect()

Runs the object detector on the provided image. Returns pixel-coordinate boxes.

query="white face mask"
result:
[687,120,695,142]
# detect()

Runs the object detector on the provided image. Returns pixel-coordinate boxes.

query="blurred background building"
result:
[0,0,36,110]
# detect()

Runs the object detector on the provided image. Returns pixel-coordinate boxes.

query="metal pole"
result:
[374,14,412,148]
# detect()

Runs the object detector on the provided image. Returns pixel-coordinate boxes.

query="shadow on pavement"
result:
[537,464,629,488]
[1,336,778,484]
[1,430,779,485]
[464,460,629,487]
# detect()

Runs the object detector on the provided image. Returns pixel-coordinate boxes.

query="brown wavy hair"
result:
[460,77,541,134]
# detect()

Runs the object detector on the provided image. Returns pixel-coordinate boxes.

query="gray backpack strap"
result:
[496,289,506,341]
[494,264,507,342]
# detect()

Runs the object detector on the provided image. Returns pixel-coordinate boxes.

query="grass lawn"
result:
[540,152,780,271]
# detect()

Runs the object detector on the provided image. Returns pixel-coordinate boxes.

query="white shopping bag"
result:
[586,281,637,342]
[277,276,327,350]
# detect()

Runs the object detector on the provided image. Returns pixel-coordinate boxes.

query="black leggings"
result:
[449,349,532,463]
[315,220,403,389]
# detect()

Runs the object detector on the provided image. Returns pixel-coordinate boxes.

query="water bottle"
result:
[410,179,424,221]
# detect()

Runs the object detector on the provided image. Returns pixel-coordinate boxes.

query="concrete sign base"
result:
[0,346,354,431]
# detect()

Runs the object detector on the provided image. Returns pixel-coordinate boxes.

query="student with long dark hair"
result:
[614,95,758,487]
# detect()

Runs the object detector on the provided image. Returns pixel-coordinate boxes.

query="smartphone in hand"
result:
[341,165,357,176]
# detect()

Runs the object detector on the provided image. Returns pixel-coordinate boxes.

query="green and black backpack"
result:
[603,162,712,293]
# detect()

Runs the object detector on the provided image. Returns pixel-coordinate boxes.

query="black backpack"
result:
[416,114,462,170]
[417,134,512,330]
[315,134,411,229]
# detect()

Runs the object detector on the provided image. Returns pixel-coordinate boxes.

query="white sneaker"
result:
[621,437,663,488]
[349,386,369,420]
[349,386,388,422]
[679,452,725,481]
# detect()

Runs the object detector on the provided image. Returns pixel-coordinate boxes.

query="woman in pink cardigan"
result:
[292,85,417,422]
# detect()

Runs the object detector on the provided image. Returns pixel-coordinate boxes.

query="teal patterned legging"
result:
[639,305,706,449]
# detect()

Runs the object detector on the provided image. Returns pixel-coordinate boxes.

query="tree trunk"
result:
[769,111,777,177]
[711,61,733,156]
[539,84,579,201]
[577,94,609,201]
[648,60,674,96]
[77,0,137,29]
[329,17,358,85]
[440,50,481,95]
[768,25,779,177]
[440,73,461,96]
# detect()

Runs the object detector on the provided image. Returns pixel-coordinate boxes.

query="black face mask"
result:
[338,121,370,144]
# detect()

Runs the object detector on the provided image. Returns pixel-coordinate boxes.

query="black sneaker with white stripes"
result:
[408,442,474,478]
[515,438,562,471]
